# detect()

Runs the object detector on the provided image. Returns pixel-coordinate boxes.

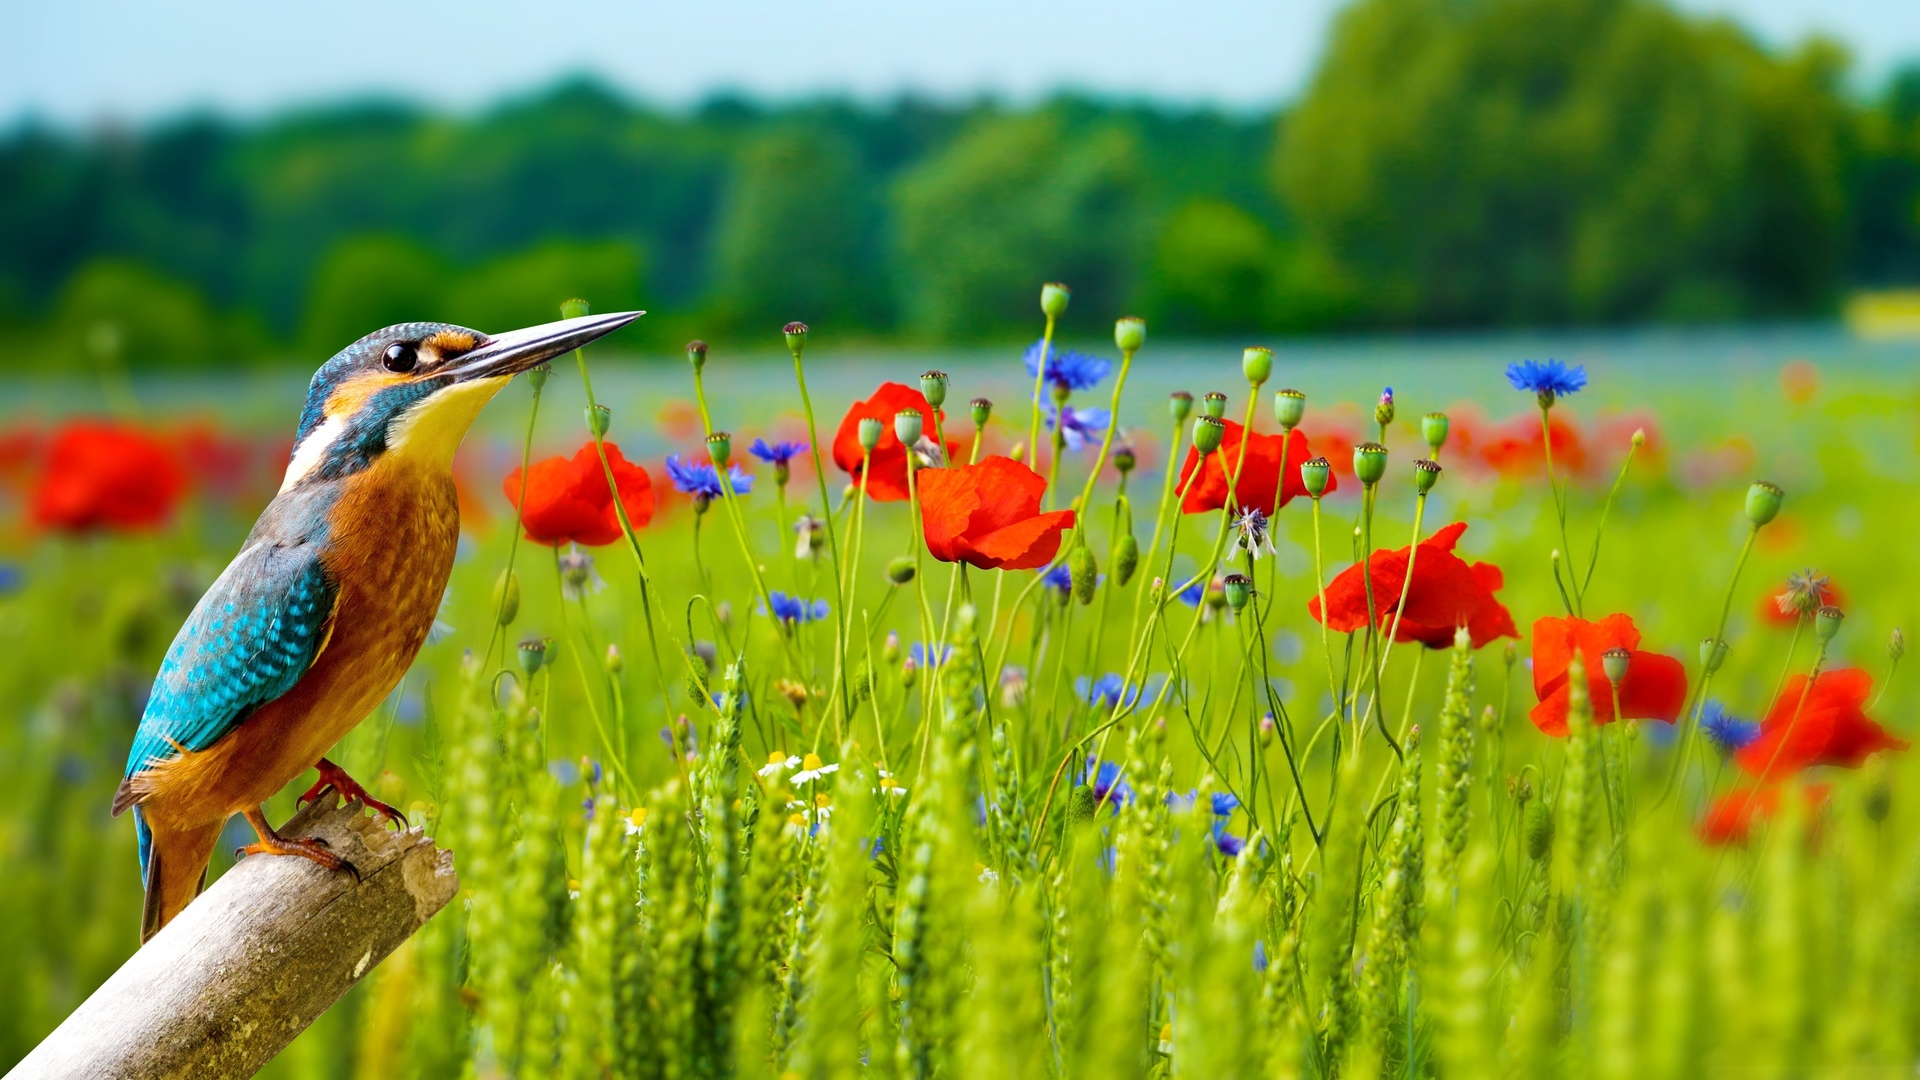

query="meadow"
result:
[0,305,1917,1078]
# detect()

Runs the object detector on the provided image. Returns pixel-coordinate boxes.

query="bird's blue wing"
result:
[122,541,338,785]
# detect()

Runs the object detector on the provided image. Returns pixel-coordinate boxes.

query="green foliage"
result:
[300,235,445,356]
[53,259,228,368]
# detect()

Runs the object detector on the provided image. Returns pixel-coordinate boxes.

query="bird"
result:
[113,310,641,942]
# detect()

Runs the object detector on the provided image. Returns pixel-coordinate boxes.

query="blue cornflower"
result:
[665,454,755,498]
[0,563,21,595]
[1083,756,1133,808]
[1176,580,1206,606]
[910,642,952,668]
[1076,673,1140,709]
[1167,789,1246,855]
[1700,700,1760,756]
[1041,564,1073,596]
[748,438,808,465]
[766,590,829,625]
[1253,939,1269,973]
[1024,340,1112,393]
[1505,359,1587,400]
[1043,404,1111,451]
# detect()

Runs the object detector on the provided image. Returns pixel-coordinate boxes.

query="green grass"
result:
[1,329,1918,1078]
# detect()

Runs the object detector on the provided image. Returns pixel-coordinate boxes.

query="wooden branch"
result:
[7,798,458,1080]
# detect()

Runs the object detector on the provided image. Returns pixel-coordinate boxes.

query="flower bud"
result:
[1746,481,1783,527]
[1865,759,1892,823]
[1354,442,1388,486]
[1041,282,1071,319]
[1700,638,1729,674]
[1223,572,1253,612]
[1115,315,1146,353]
[1241,346,1273,387]
[1601,647,1630,685]
[883,630,900,664]
[1169,391,1194,424]
[1259,713,1276,747]
[1070,544,1098,605]
[519,636,553,676]
[1068,784,1096,823]
[900,656,918,689]
[1816,604,1844,643]
[1114,533,1139,586]
[605,643,624,674]
[1374,387,1395,427]
[1422,412,1449,454]
[1413,458,1441,494]
[920,369,949,409]
[714,600,732,629]
[1113,445,1136,475]
[1524,799,1554,862]
[706,431,732,467]
[1009,441,1026,462]
[1193,416,1225,454]
[1631,428,1646,448]
[1205,576,1227,612]
[586,404,611,439]
[685,339,708,371]
[1891,628,1906,662]
[1150,716,1168,742]
[1274,388,1306,430]
[782,321,808,356]
[887,556,916,585]
[858,417,883,452]
[561,297,590,320]
[493,569,521,626]
[1202,391,1228,419]
[1301,457,1332,498]
[527,364,550,392]
[894,409,924,447]
[970,397,992,426]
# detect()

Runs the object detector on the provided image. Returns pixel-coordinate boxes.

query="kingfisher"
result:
[113,310,641,941]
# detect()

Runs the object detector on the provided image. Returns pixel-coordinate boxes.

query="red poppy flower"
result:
[1480,412,1588,479]
[30,420,188,533]
[1697,784,1829,845]
[1177,419,1331,515]
[917,455,1076,571]
[832,382,941,502]
[0,422,41,491]
[1735,668,1908,779]
[1307,522,1517,649]
[1527,613,1688,736]
[1755,579,1844,628]
[504,442,655,547]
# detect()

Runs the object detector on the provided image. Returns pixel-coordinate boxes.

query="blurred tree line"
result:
[2,0,1919,369]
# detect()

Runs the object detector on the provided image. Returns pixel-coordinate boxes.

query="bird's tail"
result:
[136,809,221,943]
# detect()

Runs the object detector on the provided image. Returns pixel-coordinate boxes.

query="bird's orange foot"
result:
[299,757,407,827]
[237,833,361,883]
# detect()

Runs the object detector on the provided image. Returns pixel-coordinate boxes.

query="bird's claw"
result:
[299,758,407,828]
[237,834,361,883]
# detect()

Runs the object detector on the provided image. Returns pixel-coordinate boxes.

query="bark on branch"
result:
[7,798,458,1080]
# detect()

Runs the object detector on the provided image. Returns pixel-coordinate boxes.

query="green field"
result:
[1,322,1917,1077]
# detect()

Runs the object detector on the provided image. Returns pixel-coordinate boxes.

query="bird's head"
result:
[279,311,640,492]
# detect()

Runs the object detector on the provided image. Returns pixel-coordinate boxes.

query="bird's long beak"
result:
[448,310,645,381]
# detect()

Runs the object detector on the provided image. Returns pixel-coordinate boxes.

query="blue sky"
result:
[3,0,1916,124]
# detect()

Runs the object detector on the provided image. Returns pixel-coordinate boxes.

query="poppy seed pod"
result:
[886,556,916,585]
[1193,416,1226,454]
[1354,442,1389,486]
[970,397,992,426]
[1601,647,1631,685]
[1223,572,1253,612]
[920,370,949,409]
[586,404,611,439]
[1041,282,1071,319]
[1413,458,1441,494]
[1300,456,1332,498]
[857,417,883,452]
[1274,388,1306,431]
[1070,544,1098,605]
[493,569,521,626]
[894,409,923,447]
[782,321,808,355]
[1746,481,1784,527]
[1113,444,1136,474]
[1816,604,1845,643]
[1242,346,1273,387]
[685,339,708,371]
[561,297,590,321]
[706,431,732,467]
[1202,391,1228,420]
[1700,637,1729,674]
[1422,412,1450,454]
[1115,315,1146,353]
[527,363,550,392]
[1169,391,1194,424]
[519,636,554,676]
[1114,533,1139,586]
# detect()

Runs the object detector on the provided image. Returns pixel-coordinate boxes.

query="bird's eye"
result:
[383,342,418,373]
